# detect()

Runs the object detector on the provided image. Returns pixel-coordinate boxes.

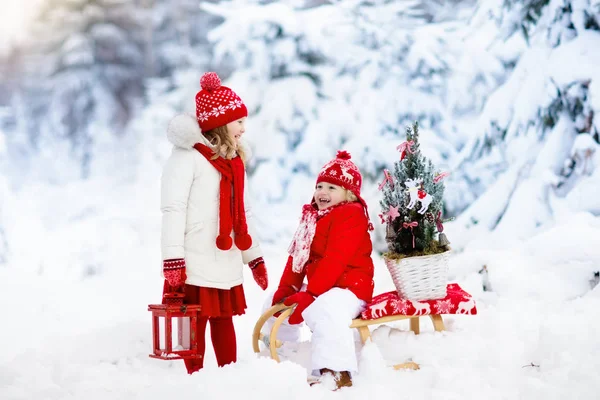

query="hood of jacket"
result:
[167,113,209,149]
[166,113,251,159]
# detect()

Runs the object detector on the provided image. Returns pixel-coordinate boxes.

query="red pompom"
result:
[200,72,221,92]
[234,234,252,251]
[216,234,233,250]
[336,150,351,160]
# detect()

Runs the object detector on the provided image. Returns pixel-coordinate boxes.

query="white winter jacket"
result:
[161,114,262,289]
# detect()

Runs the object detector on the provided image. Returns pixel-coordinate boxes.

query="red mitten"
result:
[283,292,315,325]
[249,257,268,291]
[271,286,297,306]
[163,259,187,289]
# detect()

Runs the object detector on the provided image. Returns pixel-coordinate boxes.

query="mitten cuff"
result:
[248,257,264,269]
[164,258,185,270]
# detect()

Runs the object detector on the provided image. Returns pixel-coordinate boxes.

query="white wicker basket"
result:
[385,250,450,301]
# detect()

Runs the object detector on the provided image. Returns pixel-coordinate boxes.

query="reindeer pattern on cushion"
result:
[456,298,476,315]
[360,284,477,320]
[369,300,389,319]
[411,300,431,316]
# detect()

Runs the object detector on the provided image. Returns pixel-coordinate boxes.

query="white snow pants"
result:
[261,287,366,373]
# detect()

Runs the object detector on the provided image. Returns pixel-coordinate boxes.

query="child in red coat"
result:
[265,150,375,390]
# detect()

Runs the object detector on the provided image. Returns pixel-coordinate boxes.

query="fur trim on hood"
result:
[167,113,208,149]
[167,113,252,160]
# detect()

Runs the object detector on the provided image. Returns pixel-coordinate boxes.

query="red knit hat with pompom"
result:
[317,151,363,196]
[195,72,248,132]
[316,151,373,230]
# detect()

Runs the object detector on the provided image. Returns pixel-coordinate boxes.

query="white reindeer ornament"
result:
[405,178,433,214]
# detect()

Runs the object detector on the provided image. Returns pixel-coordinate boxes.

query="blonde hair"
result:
[345,190,358,202]
[203,125,247,163]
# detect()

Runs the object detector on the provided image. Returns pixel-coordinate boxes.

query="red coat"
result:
[277,202,375,303]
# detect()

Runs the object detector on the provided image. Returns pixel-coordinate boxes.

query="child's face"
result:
[225,117,247,148]
[314,182,347,210]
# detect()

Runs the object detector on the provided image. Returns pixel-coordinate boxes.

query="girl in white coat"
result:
[161,72,268,374]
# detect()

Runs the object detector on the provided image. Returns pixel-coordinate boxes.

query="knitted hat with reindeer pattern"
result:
[316,151,373,230]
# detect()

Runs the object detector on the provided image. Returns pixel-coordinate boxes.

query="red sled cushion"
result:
[360,283,477,320]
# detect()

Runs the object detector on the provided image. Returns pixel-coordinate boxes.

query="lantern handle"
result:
[163,291,186,306]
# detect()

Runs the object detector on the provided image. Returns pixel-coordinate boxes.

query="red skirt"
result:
[162,281,247,318]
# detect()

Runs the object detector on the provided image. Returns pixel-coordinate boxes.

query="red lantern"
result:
[148,293,202,360]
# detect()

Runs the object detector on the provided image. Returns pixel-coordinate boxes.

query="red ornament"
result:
[386,205,400,221]
[435,211,444,233]
[200,72,221,92]
[148,293,203,360]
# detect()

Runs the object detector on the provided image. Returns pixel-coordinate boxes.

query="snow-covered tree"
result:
[148,0,223,78]
[199,0,478,244]
[0,49,19,107]
[380,122,450,257]
[448,0,600,245]
[11,0,146,179]
[0,125,9,265]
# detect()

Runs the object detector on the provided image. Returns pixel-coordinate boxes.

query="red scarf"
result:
[193,143,252,251]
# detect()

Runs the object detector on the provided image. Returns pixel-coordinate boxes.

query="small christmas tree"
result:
[379,121,450,258]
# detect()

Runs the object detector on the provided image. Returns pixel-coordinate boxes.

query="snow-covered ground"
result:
[2,3,600,397]
[1,177,599,400]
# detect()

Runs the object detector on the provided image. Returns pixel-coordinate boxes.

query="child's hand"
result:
[163,259,187,289]
[283,292,315,324]
[272,286,297,305]
[249,257,268,290]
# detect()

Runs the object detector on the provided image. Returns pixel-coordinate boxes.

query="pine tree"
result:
[448,0,599,240]
[148,0,221,78]
[15,0,146,179]
[380,121,449,257]
[198,0,467,242]
[0,130,8,265]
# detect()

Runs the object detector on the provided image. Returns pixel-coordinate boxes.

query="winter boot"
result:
[309,368,353,390]
[335,371,352,389]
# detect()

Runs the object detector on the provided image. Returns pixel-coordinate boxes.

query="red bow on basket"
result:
[402,221,419,248]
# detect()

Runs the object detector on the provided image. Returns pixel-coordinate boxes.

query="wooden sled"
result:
[252,303,446,370]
